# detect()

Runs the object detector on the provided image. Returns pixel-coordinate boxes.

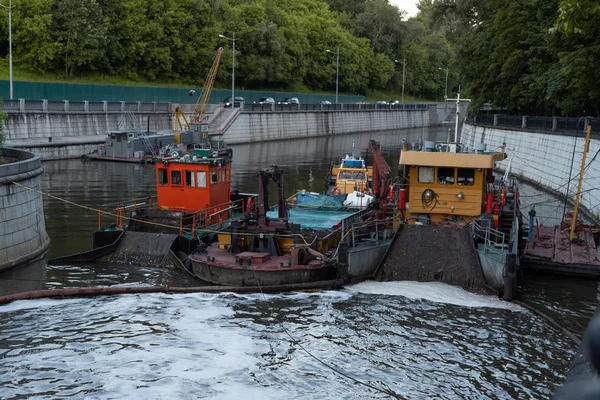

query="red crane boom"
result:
[368,140,392,214]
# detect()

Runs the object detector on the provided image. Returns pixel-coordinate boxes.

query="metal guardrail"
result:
[0,98,428,115]
[474,114,600,135]
[244,102,429,113]
[0,99,172,114]
[471,219,507,263]
[346,219,393,249]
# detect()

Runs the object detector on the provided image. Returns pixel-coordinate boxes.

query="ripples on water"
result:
[0,282,575,399]
[0,128,591,398]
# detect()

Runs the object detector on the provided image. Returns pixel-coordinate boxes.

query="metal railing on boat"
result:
[471,219,507,263]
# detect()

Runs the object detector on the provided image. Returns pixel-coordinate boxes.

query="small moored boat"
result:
[183,166,342,286]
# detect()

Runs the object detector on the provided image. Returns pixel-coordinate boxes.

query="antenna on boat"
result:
[446,91,471,144]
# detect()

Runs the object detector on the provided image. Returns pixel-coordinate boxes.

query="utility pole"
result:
[0,0,14,99]
[326,47,340,104]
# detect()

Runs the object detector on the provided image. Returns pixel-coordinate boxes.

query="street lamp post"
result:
[439,66,449,101]
[0,0,13,100]
[219,33,237,104]
[326,47,339,104]
[394,59,406,104]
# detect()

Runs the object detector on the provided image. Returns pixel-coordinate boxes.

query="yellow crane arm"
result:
[175,107,189,131]
[194,47,224,122]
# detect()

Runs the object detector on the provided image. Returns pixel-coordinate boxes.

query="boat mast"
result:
[446,92,471,144]
[569,124,591,241]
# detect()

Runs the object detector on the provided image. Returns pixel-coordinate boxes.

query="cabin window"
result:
[457,168,475,186]
[171,170,182,185]
[418,167,434,183]
[438,167,455,184]
[158,168,168,185]
[211,172,218,184]
[196,171,207,188]
[353,172,365,179]
[116,135,122,142]
[185,170,194,187]
[339,171,353,179]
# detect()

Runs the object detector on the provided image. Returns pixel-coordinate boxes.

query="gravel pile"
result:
[375,224,488,291]
[101,232,177,268]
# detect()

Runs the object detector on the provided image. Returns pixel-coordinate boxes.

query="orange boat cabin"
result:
[155,154,231,212]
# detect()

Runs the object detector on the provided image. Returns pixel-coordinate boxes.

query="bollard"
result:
[503,253,517,301]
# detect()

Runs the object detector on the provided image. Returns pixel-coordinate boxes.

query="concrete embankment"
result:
[4,101,460,160]
[462,123,600,220]
[3,101,172,160]
[218,108,430,144]
[0,148,50,272]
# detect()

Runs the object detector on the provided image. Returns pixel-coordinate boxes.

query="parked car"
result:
[278,97,300,105]
[376,100,388,105]
[254,97,275,105]
[317,100,332,105]
[223,96,245,107]
[390,100,401,105]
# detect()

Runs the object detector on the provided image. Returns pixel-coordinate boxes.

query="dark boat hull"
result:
[191,261,336,287]
[189,251,336,287]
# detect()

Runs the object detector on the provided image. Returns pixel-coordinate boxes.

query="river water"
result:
[0,127,597,399]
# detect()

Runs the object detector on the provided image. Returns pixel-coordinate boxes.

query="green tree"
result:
[51,0,108,78]
[10,0,59,72]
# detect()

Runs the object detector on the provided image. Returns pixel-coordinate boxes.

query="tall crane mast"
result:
[194,47,224,123]
[176,47,224,130]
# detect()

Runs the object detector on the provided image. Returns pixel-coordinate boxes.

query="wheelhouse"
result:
[398,150,505,224]
[155,156,231,212]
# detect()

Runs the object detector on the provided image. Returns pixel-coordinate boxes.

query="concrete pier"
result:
[0,148,50,272]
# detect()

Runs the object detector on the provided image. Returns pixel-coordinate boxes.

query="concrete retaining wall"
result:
[0,148,50,272]
[220,109,429,144]
[462,123,600,219]
[4,104,458,159]
[4,112,172,141]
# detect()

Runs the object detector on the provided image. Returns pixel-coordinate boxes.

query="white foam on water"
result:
[0,297,87,313]
[346,280,524,311]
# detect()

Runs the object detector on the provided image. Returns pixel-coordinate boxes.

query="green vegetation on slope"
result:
[0,0,597,114]
[0,0,453,102]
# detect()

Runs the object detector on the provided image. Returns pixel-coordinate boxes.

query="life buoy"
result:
[162,160,168,166]
[332,187,342,195]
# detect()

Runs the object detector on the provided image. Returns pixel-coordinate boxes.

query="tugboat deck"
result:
[523,226,600,277]
[190,243,324,271]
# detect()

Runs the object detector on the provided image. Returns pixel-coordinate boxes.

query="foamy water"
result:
[0,283,574,399]
[347,280,524,311]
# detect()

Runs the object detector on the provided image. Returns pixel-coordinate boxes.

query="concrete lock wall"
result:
[462,123,600,219]
[5,112,172,141]
[221,109,430,144]
[0,148,50,272]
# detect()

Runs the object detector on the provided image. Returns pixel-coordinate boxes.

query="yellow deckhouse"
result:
[396,147,506,225]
